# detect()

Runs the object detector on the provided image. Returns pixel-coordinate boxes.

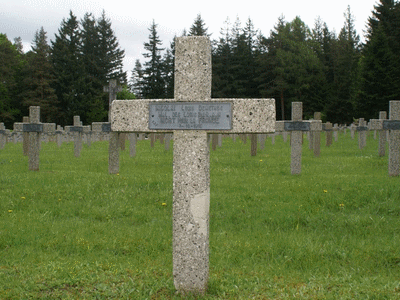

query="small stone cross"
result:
[110,37,275,294]
[0,123,6,149]
[66,116,83,157]
[370,101,400,176]
[23,106,42,171]
[276,102,321,174]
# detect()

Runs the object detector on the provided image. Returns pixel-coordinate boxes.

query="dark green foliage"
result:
[50,10,126,125]
[356,0,400,120]
[20,27,59,122]
[188,14,210,37]
[129,59,145,98]
[0,34,24,126]
[142,20,166,99]
[51,11,83,125]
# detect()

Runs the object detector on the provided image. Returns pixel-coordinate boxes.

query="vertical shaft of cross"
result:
[29,106,40,171]
[23,116,29,156]
[291,102,302,175]
[379,111,387,157]
[172,37,211,294]
[313,112,321,157]
[73,116,82,157]
[388,101,400,176]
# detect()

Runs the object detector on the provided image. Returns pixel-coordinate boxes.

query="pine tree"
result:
[0,34,23,125]
[356,0,400,119]
[162,38,175,98]
[51,10,83,125]
[212,17,234,98]
[97,10,126,82]
[130,59,144,99]
[142,20,165,99]
[188,14,210,37]
[21,27,58,122]
[324,6,361,123]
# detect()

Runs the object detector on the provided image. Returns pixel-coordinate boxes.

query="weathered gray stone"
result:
[108,132,119,174]
[388,101,400,176]
[0,123,6,149]
[23,116,29,156]
[313,112,321,157]
[28,106,41,171]
[379,111,387,157]
[128,133,136,157]
[290,102,303,175]
[110,37,275,294]
[323,122,333,147]
[358,118,367,150]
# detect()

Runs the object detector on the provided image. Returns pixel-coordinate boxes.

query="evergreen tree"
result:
[97,10,126,82]
[142,20,165,99]
[325,6,361,123]
[257,16,323,120]
[356,0,400,119]
[188,14,210,37]
[130,59,144,98]
[79,13,104,123]
[0,34,24,126]
[212,17,234,98]
[21,27,58,122]
[162,38,175,98]
[51,10,83,125]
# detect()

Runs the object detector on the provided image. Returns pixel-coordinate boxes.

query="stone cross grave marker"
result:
[65,116,83,157]
[370,101,400,176]
[379,111,387,157]
[357,118,368,150]
[312,112,322,157]
[276,102,321,175]
[110,37,275,294]
[23,106,42,171]
[323,122,333,147]
[22,116,30,156]
[0,123,6,149]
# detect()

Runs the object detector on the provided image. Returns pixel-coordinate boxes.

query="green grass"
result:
[1,132,400,299]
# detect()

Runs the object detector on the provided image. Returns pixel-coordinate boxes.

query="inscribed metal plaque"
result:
[357,126,368,131]
[102,123,111,132]
[23,123,43,132]
[149,102,232,130]
[284,121,310,131]
[70,126,83,132]
[383,120,400,130]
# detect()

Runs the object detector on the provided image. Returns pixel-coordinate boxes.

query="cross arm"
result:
[110,99,276,134]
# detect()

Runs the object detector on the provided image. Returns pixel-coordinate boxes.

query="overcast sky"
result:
[1,0,378,77]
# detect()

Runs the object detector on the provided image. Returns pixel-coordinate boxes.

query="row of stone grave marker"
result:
[1,36,400,295]
[0,106,397,176]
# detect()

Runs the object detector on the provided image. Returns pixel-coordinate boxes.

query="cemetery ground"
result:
[0,133,400,299]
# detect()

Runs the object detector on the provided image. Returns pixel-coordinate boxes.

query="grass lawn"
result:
[0,131,399,299]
